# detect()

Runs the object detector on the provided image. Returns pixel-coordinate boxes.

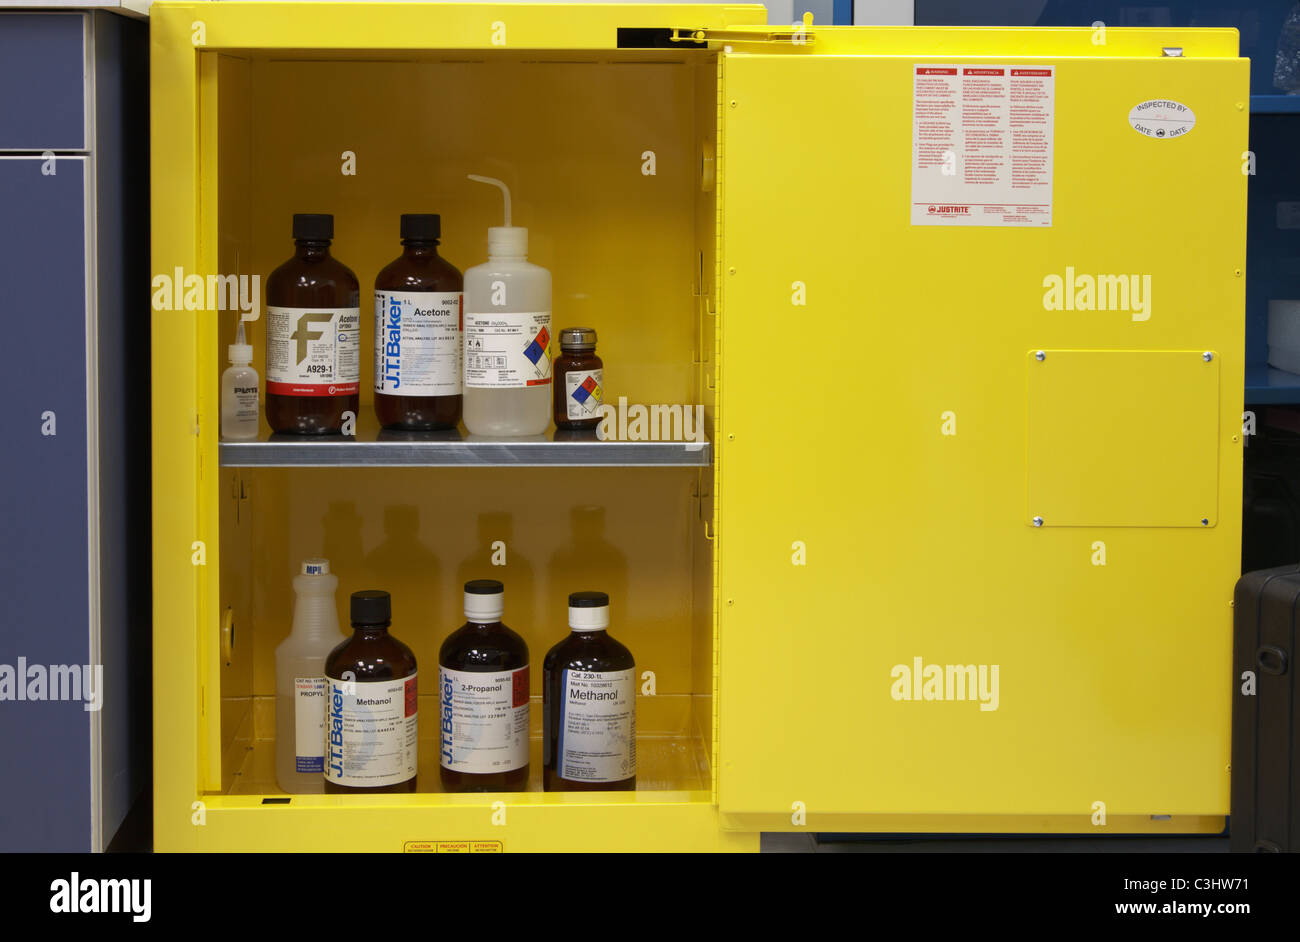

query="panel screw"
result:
[1201,517,1209,525]
[727,598,735,606]
[1202,352,1213,362]
[1032,516,1044,527]
[730,99,738,108]
[728,267,736,275]
[1034,350,1046,361]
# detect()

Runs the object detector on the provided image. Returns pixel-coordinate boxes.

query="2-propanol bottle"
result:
[274,559,347,793]
[324,591,418,793]
[439,580,530,791]
[265,213,360,434]
[543,592,636,791]
[462,175,552,436]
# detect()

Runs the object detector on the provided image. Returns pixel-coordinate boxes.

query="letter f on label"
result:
[293,312,333,364]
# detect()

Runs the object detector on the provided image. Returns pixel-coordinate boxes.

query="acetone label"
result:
[325,674,418,787]
[375,290,462,395]
[557,668,635,783]
[463,312,552,388]
[293,676,327,773]
[439,665,530,773]
[266,305,361,395]
[563,368,603,420]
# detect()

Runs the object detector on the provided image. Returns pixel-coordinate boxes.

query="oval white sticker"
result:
[1129,99,1196,139]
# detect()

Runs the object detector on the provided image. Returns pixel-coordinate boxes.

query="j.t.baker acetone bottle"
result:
[265,213,360,434]
[462,175,552,436]
[324,591,418,793]
[439,579,530,791]
[373,213,464,430]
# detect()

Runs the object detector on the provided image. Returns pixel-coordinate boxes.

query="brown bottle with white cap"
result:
[438,579,531,792]
[543,591,636,791]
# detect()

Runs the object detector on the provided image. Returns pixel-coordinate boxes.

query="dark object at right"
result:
[1232,564,1300,851]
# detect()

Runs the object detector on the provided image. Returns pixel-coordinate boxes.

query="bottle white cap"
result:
[229,320,253,365]
[568,591,610,632]
[464,579,505,621]
[488,226,528,258]
[301,558,330,575]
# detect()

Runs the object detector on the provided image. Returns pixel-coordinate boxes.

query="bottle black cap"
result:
[569,591,609,608]
[401,213,441,241]
[293,213,334,241]
[350,589,391,626]
[465,579,504,595]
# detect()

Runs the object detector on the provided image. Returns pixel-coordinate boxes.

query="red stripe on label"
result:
[266,381,360,396]
[405,676,418,718]
[1011,68,1053,76]
[525,378,552,387]
[916,67,957,75]
[962,68,1005,75]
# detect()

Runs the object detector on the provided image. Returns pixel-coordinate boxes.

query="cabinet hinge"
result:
[673,13,815,49]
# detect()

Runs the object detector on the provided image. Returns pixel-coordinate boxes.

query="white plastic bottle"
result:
[221,320,260,440]
[274,558,347,793]
[462,174,553,436]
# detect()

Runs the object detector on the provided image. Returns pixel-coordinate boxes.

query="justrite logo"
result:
[327,683,345,779]
[927,205,969,215]
[382,296,402,388]
[890,657,1000,711]
[440,674,455,766]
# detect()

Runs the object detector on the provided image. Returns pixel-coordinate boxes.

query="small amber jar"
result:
[553,327,603,430]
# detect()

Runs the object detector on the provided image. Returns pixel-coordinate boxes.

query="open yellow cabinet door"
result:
[713,28,1247,834]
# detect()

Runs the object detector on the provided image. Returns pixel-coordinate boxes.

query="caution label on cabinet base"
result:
[910,64,1055,228]
[402,840,504,853]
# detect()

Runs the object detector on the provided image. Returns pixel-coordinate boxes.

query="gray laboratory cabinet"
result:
[0,9,149,851]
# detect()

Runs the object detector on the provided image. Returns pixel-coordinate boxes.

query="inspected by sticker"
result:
[1128,100,1195,139]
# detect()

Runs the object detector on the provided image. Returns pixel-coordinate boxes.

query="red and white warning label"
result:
[910,64,1055,227]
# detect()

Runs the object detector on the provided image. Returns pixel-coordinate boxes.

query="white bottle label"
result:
[293,676,327,773]
[374,290,463,395]
[439,665,530,773]
[233,383,259,422]
[324,673,418,787]
[562,368,604,420]
[557,668,636,783]
[266,305,361,396]
[463,312,552,389]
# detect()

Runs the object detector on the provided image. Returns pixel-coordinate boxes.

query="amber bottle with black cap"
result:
[543,591,635,791]
[265,213,360,434]
[323,590,418,793]
[374,214,464,430]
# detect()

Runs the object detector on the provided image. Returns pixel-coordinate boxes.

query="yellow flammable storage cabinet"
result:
[151,3,1247,850]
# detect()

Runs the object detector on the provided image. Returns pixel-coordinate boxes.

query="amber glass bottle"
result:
[553,327,603,431]
[543,591,635,792]
[324,590,418,794]
[374,214,464,430]
[265,213,360,434]
[439,580,530,792]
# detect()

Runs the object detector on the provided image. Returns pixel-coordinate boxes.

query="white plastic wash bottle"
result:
[462,174,553,436]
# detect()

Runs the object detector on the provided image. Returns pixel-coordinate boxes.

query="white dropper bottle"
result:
[274,558,347,794]
[462,174,553,436]
[220,319,260,440]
